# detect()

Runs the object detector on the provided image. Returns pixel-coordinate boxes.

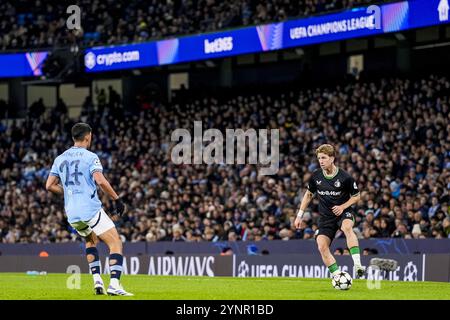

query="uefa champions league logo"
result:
[85,52,96,70]
[403,262,418,281]
[237,261,250,277]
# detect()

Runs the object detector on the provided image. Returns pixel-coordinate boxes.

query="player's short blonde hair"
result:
[315,144,335,158]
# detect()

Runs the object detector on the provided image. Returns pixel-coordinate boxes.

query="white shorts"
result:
[70,208,115,237]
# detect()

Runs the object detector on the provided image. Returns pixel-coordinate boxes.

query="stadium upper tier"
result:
[0,0,382,50]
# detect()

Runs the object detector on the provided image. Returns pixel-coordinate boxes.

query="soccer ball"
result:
[332,271,352,290]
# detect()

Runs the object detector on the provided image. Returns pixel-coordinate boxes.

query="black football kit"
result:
[306,167,360,241]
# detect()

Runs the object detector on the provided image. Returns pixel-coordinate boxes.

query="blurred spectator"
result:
[220,246,233,256]
[80,96,94,119]
[96,88,106,116]
[53,98,68,117]
[363,248,379,255]
[28,98,46,118]
[443,218,450,238]
[0,99,10,119]
[0,75,448,243]
[0,0,382,50]
[172,225,186,242]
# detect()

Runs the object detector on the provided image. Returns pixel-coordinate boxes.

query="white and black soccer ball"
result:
[332,271,353,290]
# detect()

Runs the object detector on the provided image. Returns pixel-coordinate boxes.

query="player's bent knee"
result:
[341,226,353,234]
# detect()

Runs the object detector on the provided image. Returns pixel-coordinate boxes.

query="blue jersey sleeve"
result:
[89,154,103,175]
[50,159,60,177]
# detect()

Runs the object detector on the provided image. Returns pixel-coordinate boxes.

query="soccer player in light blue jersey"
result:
[46,122,133,296]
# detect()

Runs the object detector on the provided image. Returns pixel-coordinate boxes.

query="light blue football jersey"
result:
[49,146,103,223]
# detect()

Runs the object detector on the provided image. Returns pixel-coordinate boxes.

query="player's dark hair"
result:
[71,123,92,141]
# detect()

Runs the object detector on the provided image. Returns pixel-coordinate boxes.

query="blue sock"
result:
[109,253,123,281]
[86,247,100,275]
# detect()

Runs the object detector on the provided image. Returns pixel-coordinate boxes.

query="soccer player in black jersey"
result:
[295,144,366,279]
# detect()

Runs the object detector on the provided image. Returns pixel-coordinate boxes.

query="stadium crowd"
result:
[0,0,382,50]
[0,75,449,243]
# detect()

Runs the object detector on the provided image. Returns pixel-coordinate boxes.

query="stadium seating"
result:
[0,0,382,50]
[0,75,448,243]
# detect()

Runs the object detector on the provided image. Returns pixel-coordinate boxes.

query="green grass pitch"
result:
[0,273,449,300]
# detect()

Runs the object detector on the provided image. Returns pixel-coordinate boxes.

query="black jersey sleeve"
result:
[306,174,317,194]
[346,175,360,197]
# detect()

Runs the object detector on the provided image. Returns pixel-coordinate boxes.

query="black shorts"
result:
[315,210,355,243]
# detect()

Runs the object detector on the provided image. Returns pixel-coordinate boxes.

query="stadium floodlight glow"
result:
[83,0,450,73]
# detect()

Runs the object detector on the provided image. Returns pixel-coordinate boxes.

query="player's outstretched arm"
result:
[294,190,314,229]
[45,175,64,195]
[93,171,125,216]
